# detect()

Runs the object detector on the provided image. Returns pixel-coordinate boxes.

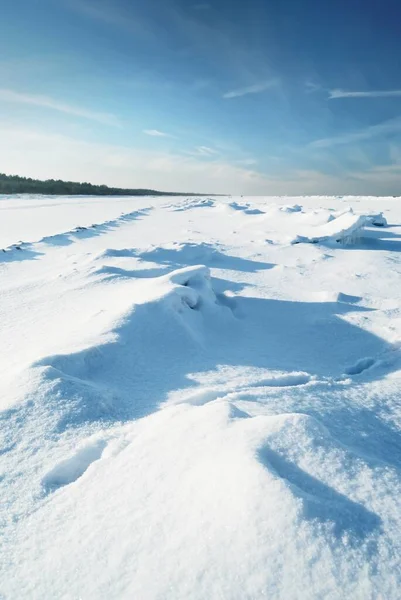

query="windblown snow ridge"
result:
[31,264,232,428]
[292,210,388,245]
[0,208,150,261]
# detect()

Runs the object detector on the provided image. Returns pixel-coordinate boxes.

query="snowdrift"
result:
[292,210,389,245]
[30,265,231,427]
[2,195,401,600]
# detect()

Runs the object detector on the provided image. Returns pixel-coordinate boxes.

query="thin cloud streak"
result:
[196,146,219,155]
[0,88,120,126]
[67,0,155,41]
[329,88,401,99]
[143,129,173,137]
[223,79,279,99]
[184,146,220,158]
[310,116,401,148]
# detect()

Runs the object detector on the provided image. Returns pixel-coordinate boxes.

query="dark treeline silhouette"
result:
[0,173,187,196]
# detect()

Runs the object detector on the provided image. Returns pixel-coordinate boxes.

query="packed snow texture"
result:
[1,194,401,599]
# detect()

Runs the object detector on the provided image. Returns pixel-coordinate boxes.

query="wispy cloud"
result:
[329,88,401,99]
[184,146,220,159]
[195,146,219,155]
[0,123,270,194]
[0,88,120,126]
[223,79,279,99]
[3,122,401,195]
[67,0,155,41]
[143,129,173,137]
[305,81,322,94]
[310,116,401,148]
[71,1,278,99]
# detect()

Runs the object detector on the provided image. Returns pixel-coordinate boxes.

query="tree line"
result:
[0,173,177,196]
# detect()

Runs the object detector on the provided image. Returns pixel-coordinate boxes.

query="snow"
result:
[291,211,370,245]
[291,208,389,246]
[0,194,155,249]
[1,194,401,598]
[368,212,388,227]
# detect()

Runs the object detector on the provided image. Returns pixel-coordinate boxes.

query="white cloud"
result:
[0,88,120,126]
[223,79,279,99]
[3,122,400,195]
[0,123,270,194]
[143,129,172,138]
[329,89,401,99]
[195,146,219,155]
[309,117,401,148]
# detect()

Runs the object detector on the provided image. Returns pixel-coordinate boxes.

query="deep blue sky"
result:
[1,0,400,194]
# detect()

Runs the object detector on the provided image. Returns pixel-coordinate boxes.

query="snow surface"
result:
[1,194,401,599]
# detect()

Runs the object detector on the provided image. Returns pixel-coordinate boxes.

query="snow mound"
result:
[228,201,264,215]
[291,209,389,245]
[368,212,388,227]
[161,264,218,312]
[31,265,229,428]
[292,212,370,245]
[169,198,215,211]
[280,204,303,213]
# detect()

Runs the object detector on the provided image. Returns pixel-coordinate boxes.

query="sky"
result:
[1,0,401,195]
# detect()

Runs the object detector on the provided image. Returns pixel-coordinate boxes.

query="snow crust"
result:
[1,194,401,599]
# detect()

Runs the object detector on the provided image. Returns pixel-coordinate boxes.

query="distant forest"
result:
[0,173,179,196]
